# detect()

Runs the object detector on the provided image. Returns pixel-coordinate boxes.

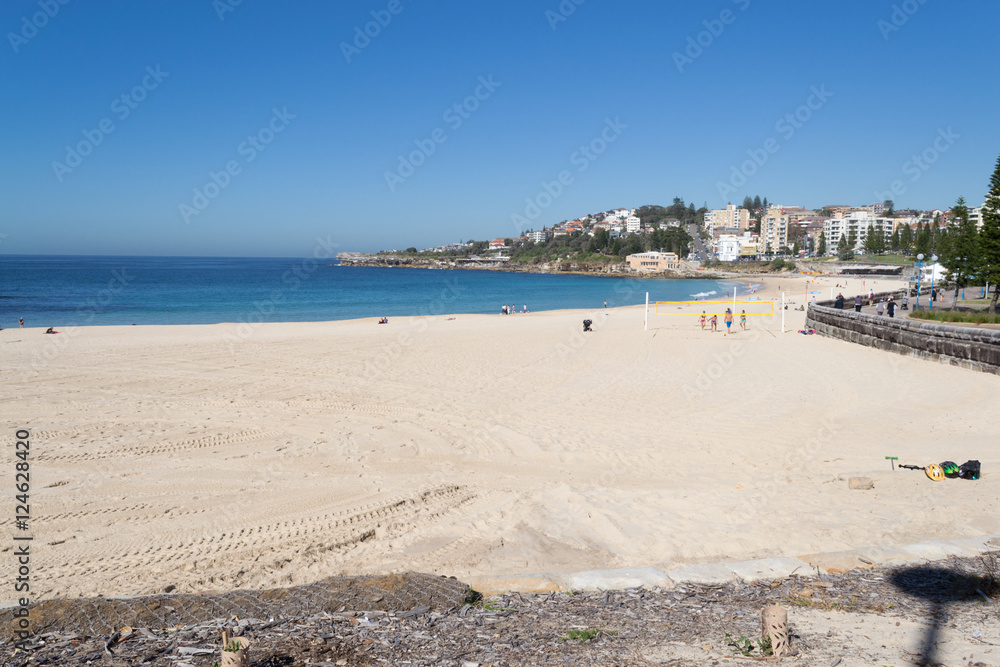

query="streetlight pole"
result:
[929,254,938,309]
[916,253,923,308]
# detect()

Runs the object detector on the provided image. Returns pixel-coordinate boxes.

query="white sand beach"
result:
[4,273,998,602]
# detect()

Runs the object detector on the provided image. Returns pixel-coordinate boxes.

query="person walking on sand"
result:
[724,309,734,335]
[740,310,747,331]
[699,311,706,330]
[19,318,24,328]
[710,314,718,332]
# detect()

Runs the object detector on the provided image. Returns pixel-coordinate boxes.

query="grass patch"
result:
[784,593,895,613]
[724,632,772,657]
[562,627,610,642]
[475,599,515,612]
[908,309,1000,325]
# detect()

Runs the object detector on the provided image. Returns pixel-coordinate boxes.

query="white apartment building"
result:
[527,230,549,243]
[625,215,641,233]
[704,205,751,236]
[823,211,895,253]
[716,233,760,262]
[969,204,992,230]
[762,206,788,253]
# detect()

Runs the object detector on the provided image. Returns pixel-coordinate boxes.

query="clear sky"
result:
[2,0,998,256]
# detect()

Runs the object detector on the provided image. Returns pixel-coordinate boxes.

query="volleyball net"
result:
[654,300,775,316]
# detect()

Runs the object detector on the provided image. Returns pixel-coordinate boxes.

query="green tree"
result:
[817,230,827,256]
[847,229,858,255]
[915,224,931,256]
[883,199,895,216]
[792,241,799,256]
[979,154,1000,313]
[942,196,978,308]
[890,228,900,252]
[836,233,852,260]
[818,206,833,217]
[752,195,762,211]
[899,224,913,253]
[872,226,886,254]
[863,224,878,255]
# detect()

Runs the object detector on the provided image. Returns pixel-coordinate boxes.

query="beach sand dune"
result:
[4,275,998,601]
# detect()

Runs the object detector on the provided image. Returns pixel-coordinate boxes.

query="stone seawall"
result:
[805,296,1000,375]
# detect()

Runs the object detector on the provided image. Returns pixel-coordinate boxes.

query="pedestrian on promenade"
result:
[834,293,845,309]
[854,295,863,312]
[876,299,885,316]
[887,297,896,318]
[901,293,909,310]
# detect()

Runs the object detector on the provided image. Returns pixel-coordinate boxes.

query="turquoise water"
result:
[0,255,741,327]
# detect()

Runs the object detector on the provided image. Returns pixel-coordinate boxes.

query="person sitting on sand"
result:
[378,317,388,324]
[45,327,57,334]
[699,311,706,330]
[709,314,718,332]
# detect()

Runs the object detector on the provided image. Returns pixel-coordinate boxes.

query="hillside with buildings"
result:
[346,198,991,276]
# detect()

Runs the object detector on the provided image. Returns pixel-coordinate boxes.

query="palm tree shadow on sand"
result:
[890,556,998,667]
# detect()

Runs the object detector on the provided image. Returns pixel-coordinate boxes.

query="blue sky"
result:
[2,0,998,256]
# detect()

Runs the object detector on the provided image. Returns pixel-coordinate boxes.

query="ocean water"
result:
[0,255,743,327]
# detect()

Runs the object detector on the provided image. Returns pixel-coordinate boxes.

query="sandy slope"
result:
[3,273,998,601]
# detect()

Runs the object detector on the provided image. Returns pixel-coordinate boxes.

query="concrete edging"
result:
[464,534,1000,595]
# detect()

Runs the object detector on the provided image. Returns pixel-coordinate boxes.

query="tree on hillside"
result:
[890,227,900,252]
[818,206,833,217]
[817,230,827,256]
[942,196,979,308]
[752,195,762,211]
[979,153,1000,313]
[883,199,895,216]
[742,196,754,210]
[847,229,858,255]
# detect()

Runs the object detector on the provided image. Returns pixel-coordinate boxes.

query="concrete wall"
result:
[805,295,1000,375]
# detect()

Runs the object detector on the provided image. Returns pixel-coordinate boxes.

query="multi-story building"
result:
[625,216,641,233]
[626,251,679,271]
[761,206,788,253]
[969,204,990,230]
[823,211,896,253]
[716,233,760,262]
[527,229,550,244]
[704,205,751,236]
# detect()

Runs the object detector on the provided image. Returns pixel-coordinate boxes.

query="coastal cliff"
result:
[335,252,712,278]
